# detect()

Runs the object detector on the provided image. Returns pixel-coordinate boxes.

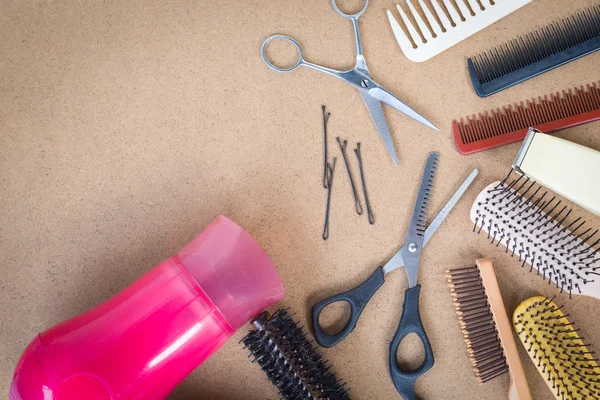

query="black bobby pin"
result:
[354,143,374,225]
[322,105,331,189]
[323,158,337,240]
[336,137,363,216]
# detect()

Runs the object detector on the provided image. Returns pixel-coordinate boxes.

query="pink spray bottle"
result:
[10,216,284,400]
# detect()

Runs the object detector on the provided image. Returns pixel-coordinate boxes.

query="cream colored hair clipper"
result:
[513,128,600,215]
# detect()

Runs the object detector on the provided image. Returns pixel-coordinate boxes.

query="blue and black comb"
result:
[468,3,600,97]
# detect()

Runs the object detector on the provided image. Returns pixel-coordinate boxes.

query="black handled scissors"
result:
[312,155,478,399]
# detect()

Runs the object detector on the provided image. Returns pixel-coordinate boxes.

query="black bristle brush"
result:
[241,308,350,400]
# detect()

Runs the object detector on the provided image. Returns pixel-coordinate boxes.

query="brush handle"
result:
[311,267,385,348]
[389,285,434,400]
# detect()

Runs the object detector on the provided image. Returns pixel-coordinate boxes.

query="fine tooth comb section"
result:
[387,0,533,62]
[470,172,600,299]
[453,82,600,154]
[241,308,350,400]
[469,3,600,97]
[513,296,600,399]
[446,259,531,398]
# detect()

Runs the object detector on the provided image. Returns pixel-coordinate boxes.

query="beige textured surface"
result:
[1,1,599,399]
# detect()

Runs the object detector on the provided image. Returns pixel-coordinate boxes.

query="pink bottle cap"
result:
[177,216,284,330]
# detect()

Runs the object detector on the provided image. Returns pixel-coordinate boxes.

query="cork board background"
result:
[1,0,599,399]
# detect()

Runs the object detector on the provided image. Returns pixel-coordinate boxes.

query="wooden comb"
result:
[453,82,600,155]
[447,259,531,399]
[513,296,600,399]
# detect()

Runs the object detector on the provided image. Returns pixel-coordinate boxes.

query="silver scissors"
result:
[261,0,439,166]
[311,157,478,398]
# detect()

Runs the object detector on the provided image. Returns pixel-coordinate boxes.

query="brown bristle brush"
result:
[446,258,531,399]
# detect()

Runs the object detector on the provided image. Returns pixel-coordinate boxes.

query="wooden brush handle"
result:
[476,259,532,400]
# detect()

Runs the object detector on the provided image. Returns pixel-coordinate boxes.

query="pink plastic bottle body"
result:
[11,216,284,400]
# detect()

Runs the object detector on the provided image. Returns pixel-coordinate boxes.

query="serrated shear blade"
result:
[401,152,439,287]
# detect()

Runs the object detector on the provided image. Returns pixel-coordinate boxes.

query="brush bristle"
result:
[241,309,350,400]
[513,296,600,399]
[470,4,600,85]
[446,266,509,383]
[471,172,600,299]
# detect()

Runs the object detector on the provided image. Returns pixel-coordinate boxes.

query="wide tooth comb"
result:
[513,296,600,399]
[469,3,600,97]
[387,0,533,62]
[453,82,600,154]
[470,173,600,299]
[447,259,531,398]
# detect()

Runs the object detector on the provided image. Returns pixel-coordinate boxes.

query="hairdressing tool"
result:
[470,174,600,299]
[387,0,532,63]
[312,156,478,399]
[469,3,600,97]
[261,0,439,166]
[513,296,600,399]
[337,137,363,215]
[11,216,284,400]
[453,82,600,155]
[323,158,337,240]
[513,128,600,215]
[242,308,350,400]
[323,105,331,189]
[446,259,531,399]
[240,309,350,400]
[354,142,374,224]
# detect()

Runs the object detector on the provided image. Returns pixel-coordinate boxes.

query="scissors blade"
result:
[382,168,479,276]
[400,152,439,287]
[360,92,399,165]
[368,87,440,132]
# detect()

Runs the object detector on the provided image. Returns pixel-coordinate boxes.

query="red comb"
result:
[453,82,600,155]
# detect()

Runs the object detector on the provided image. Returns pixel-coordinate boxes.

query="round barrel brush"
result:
[241,308,350,400]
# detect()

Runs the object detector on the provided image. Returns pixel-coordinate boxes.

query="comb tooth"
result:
[407,0,433,41]
[454,0,471,20]
[396,3,423,44]
[442,0,462,26]
[418,0,442,36]
[387,9,417,53]
[431,0,451,31]
[465,0,480,13]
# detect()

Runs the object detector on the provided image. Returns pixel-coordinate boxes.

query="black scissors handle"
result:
[311,267,385,348]
[389,285,434,400]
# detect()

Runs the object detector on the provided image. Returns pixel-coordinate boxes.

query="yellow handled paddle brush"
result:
[513,296,600,399]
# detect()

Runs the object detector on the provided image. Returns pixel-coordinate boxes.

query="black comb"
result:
[241,308,350,400]
[468,3,600,97]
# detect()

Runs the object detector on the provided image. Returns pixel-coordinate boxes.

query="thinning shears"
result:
[261,0,439,165]
[312,155,478,399]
